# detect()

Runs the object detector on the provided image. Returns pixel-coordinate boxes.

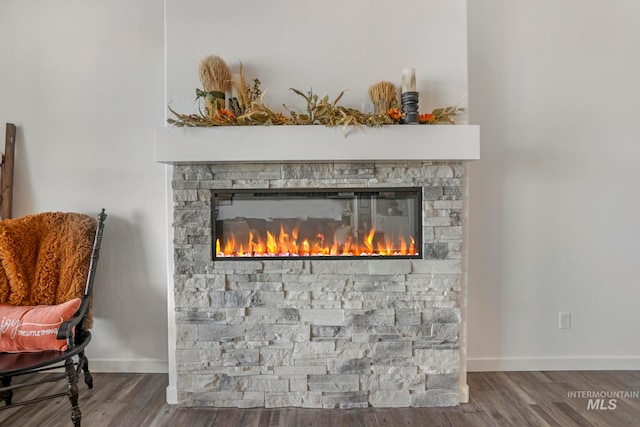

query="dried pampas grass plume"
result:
[368,81,398,115]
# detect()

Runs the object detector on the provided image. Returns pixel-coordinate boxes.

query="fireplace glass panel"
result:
[212,188,421,259]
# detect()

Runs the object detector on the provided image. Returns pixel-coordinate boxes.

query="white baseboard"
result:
[166,385,178,404]
[468,356,640,372]
[89,359,168,373]
[459,384,469,403]
[79,358,177,403]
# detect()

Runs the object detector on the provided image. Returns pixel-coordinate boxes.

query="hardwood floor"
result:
[0,371,638,426]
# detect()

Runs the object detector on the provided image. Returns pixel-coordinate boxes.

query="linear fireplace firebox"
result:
[212,188,422,260]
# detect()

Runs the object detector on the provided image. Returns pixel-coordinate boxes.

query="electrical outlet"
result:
[559,312,571,329]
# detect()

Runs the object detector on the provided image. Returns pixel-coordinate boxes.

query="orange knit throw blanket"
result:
[0,212,96,328]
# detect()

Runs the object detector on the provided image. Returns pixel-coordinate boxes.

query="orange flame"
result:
[266,231,277,254]
[216,221,419,258]
[364,229,375,254]
[399,236,407,254]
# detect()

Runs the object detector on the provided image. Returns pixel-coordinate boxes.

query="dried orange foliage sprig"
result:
[217,109,235,122]
[419,113,435,124]
[285,88,395,134]
[386,108,403,122]
[423,105,465,124]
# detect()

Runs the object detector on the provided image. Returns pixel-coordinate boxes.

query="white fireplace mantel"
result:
[155,125,479,164]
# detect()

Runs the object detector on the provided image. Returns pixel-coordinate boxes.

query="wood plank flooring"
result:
[0,371,638,426]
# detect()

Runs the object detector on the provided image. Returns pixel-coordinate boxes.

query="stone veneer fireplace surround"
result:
[156,125,479,408]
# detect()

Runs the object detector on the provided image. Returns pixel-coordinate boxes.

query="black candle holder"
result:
[401,91,419,124]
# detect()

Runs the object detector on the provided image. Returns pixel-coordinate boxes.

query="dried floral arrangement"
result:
[167,56,465,130]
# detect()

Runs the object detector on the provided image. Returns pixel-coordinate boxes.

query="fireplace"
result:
[213,188,422,260]
[157,125,479,409]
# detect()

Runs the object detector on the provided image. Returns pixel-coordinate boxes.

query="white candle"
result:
[230,73,241,98]
[401,67,416,93]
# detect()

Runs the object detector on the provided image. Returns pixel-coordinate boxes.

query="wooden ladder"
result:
[0,123,16,220]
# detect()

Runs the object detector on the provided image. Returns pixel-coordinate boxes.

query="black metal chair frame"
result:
[0,209,106,427]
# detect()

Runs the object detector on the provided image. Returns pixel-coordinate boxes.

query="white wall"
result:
[0,1,168,372]
[467,0,640,370]
[165,0,469,120]
[2,0,638,381]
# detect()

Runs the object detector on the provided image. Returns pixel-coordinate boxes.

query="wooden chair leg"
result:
[79,351,93,389]
[1,376,12,405]
[64,358,82,427]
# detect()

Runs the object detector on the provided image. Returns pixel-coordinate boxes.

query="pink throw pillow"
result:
[0,298,81,353]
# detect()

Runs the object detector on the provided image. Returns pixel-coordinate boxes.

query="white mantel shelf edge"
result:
[155,125,479,164]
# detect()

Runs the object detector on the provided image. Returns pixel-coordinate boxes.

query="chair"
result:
[0,209,106,427]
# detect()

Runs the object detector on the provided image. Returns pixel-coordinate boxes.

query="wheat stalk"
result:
[235,62,250,113]
[198,55,231,115]
[368,81,398,115]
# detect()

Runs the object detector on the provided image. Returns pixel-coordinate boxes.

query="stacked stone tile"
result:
[172,161,465,408]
